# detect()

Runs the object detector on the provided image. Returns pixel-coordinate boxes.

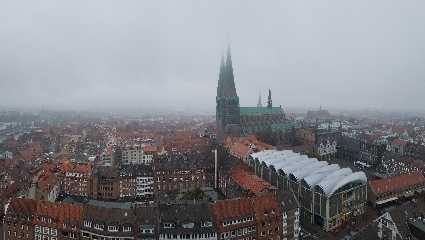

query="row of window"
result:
[83,222,131,232]
[222,216,254,226]
[160,232,216,239]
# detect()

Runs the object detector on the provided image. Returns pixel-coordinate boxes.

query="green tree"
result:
[255,126,276,146]
[179,188,208,201]
[303,151,322,160]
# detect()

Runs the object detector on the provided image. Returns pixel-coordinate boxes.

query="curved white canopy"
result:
[328,172,367,196]
[303,171,335,189]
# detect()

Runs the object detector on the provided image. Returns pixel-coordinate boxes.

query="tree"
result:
[179,187,208,201]
[255,126,276,146]
[303,151,322,160]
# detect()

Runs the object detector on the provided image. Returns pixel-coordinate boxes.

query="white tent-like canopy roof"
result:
[251,150,367,198]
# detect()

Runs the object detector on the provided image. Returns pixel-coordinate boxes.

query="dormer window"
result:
[163,223,175,228]
[123,226,131,232]
[108,226,118,232]
[84,221,91,227]
[271,207,275,214]
[202,221,213,227]
[182,222,194,229]
[63,223,68,228]
[94,224,104,230]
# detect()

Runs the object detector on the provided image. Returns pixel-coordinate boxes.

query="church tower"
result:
[216,46,240,140]
[267,89,273,109]
[257,93,262,107]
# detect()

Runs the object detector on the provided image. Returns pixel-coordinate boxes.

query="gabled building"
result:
[389,139,410,155]
[37,163,60,202]
[373,202,422,239]
[251,193,282,240]
[3,198,38,240]
[158,203,217,240]
[60,158,93,197]
[135,205,158,240]
[213,198,257,240]
[33,200,83,240]
[80,205,135,240]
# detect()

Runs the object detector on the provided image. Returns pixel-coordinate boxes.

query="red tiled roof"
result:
[34,201,83,232]
[7,197,38,215]
[251,193,281,221]
[60,161,93,175]
[230,170,277,196]
[392,139,409,148]
[143,145,157,153]
[231,142,251,159]
[213,198,255,232]
[370,171,425,195]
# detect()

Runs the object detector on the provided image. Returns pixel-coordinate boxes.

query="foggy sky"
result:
[1,1,425,113]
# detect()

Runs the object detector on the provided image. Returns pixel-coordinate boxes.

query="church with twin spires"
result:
[216,46,287,141]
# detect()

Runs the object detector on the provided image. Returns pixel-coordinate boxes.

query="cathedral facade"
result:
[216,47,286,141]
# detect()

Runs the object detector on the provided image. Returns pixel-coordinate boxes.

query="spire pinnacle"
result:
[267,89,272,108]
[220,52,225,69]
[257,93,262,108]
[226,45,232,67]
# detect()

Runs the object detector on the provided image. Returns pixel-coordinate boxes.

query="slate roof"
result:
[275,189,299,212]
[135,205,158,237]
[81,204,135,237]
[351,222,380,240]
[387,202,422,239]
[158,203,217,234]
[153,152,214,170]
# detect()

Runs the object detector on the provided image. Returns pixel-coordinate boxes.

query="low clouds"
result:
[1,1,425,112]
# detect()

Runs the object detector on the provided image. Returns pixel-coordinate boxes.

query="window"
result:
[84,221,91,227]
[261,231,265,237]
[82,232,90,237]
[94,224,104,230]
[163,223,175,228]
[123,226,131,232]
[108,226,118,232]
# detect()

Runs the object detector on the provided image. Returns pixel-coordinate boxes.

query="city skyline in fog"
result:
[1,1,425,113]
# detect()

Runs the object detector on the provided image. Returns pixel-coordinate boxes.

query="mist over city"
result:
[2,1,425,240]
[1,1,425,112]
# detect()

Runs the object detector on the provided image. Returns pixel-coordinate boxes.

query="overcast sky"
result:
[1,1,425,113]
